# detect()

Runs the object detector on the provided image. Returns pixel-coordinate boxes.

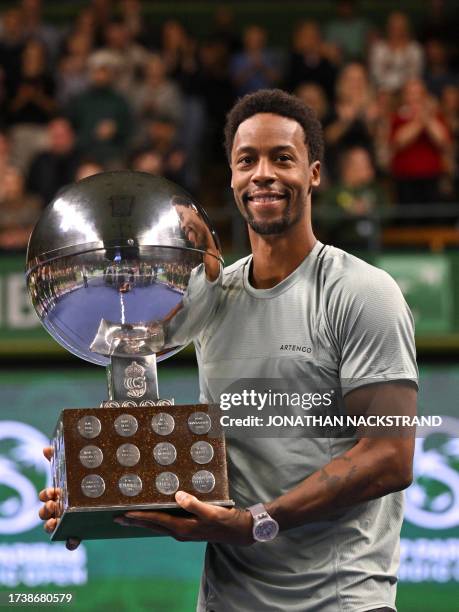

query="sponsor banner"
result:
[0,367,458,592]
[375,253,453,334]
[0,257,64,356]
[0,254,458,356]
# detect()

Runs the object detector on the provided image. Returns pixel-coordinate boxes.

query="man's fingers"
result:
[39,500,57,520]
[43,446,53,461]
[120,511,189,531]
[38,487,57,502]
[114,516,173,536]
[175,491,216,520]
[120,511,201,538]
[39,448,66,544]
[38,487,59,502]
[66,538,81,551]
[44,518,57,533]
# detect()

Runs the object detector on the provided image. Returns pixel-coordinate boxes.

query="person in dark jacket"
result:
[65,51,132,165]
[27,117,81,205]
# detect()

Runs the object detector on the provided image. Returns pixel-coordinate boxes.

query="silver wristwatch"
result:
[247,503,279,542]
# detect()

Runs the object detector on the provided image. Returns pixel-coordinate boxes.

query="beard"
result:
[242,197,305,236]
[186,228,210,252]
[185,234,208,251]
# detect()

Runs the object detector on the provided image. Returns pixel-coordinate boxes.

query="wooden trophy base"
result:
[51,403,233,541]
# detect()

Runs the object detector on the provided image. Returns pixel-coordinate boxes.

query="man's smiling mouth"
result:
[245,191,288,204]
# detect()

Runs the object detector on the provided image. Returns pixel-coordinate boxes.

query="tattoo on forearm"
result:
[345,465,358,484]
[318,468,341,490]
[327,476,341,490]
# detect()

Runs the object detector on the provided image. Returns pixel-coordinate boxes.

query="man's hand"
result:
[38,446,80,551]
[114,491,254,546]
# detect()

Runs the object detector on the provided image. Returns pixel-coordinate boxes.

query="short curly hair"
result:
[224,88,324,164]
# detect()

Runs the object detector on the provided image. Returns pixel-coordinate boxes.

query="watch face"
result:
[254,518,279,542]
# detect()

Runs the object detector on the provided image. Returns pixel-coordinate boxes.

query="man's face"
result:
[174,204,207,250]
[48,119,74,154]
[230,113,320,236]
[342,148,374,187]
[91,65,113,87]
[403,78,426,106]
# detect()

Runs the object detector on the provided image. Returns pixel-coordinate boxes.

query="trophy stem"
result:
[107,355,159,402]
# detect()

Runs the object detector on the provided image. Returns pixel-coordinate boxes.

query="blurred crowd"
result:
[0,0,458,251]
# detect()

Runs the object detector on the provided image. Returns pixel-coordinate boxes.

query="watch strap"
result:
[247,503,268,520]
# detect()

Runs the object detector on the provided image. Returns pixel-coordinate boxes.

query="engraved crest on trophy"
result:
[124,361,147,398]
[26,171,233,541]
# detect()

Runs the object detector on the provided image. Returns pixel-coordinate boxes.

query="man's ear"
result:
[310,161,321,188]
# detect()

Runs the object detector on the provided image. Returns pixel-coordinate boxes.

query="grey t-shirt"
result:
[194,241,418,612]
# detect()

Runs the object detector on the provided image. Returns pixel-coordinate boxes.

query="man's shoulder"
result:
[321,245,400,298]
[222,255,251,279]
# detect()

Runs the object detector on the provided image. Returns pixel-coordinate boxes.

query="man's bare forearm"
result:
[266,437,414,531]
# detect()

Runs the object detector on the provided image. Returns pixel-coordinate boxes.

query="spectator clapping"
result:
[0,2,457,251]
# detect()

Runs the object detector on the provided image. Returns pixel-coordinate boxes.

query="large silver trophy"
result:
[26,171,233,541]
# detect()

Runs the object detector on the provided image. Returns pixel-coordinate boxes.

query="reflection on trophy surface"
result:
[26,171,233,541]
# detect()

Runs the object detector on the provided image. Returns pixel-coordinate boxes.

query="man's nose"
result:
[252,158,275,183]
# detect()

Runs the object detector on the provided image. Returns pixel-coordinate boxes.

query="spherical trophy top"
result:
[26,171,223,366]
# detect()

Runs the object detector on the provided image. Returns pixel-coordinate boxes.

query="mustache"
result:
[242,191,288,204]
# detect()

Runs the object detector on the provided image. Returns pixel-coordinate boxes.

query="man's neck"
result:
[248,222,317,289]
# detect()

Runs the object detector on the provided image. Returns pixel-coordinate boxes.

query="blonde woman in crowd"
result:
[370,11,423,92]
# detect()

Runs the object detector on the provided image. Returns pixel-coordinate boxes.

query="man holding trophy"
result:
[37,89,418,612]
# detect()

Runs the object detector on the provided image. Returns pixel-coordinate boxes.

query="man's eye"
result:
[277,154,292,162]
[238,157,253,165]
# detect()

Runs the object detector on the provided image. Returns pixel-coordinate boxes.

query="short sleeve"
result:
[326,260,419,395]
[194,337,212,404]
[165,263,223,348]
